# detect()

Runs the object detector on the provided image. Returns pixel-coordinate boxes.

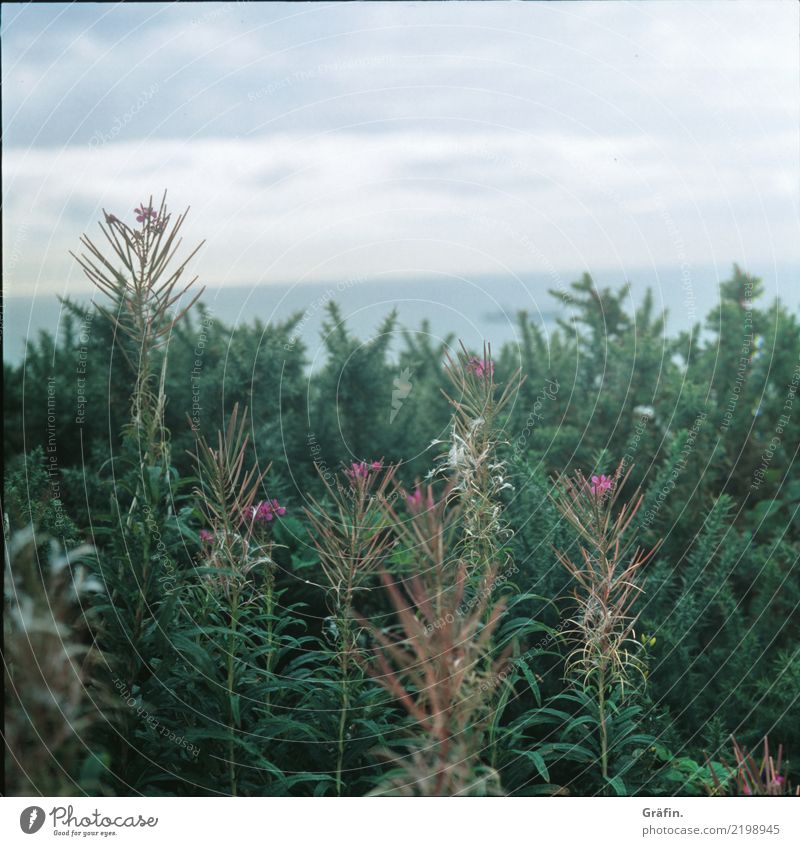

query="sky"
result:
[3,1,798,299]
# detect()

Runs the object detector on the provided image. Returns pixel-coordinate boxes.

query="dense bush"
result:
[4,200,798,796]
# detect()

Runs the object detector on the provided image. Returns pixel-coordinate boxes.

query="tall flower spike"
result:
[71,192,206,475]
[551,460,660,784]
[188,403,273,590]
[380,479,461,616]
[358,561,510,796]
[551,461,658,685]
[71,191,205,360]
[187,404,278,797]
[304,461,397,609]
[439,340,524,585]
[304,460,398,795]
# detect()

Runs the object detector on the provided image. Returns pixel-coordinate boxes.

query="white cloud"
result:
[2,1,798,297]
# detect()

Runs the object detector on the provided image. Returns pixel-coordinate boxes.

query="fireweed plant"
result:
[352,349,529,795]
[303,460,398,795]
[358,515,512,795]
[71,193,204,479]
[68,196,205,780]
[550,462,660,792]
[710,737,799,796]
[440,342,523,589]
[378,480,461,622]
[188,403,279,795]
[179,404,339,795]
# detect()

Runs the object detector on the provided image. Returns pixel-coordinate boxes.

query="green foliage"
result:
[4,264,799,796]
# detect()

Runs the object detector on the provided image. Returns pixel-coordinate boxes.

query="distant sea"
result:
[4,264,798,365]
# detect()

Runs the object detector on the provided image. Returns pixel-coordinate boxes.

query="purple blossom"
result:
[252,499,287,524]
[345,461,370,481]
[406,487,423,512]
[344,459,386,486]
[405,485,435,513]
[134,204,156,224]
[466,356,494,379]
[590,474,613,496]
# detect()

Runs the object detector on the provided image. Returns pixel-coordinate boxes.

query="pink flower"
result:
[590,474,613,496]
[406,487,423,511]
[406,484,435,514]
[256,501,274,522]
[134,204,156,223]
[252,499,286,523]
[345,461,370,481]
[345,459,383,481]
[466,356,494,379]
[199,529,214,543]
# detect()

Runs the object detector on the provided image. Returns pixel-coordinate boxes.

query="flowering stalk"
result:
[379,479,460,619]
[349,343,522,794]
[551,461,659,785]
[304,460,397,795]
[72,192,204,478]
[358,557,511,795]
[440,342,523,590]
[71,195,205,772]
[189,403,283,795]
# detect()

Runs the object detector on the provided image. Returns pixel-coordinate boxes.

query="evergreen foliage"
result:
[5,252,799,796]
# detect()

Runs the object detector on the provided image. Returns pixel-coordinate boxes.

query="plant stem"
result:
[264,569,274,710]
[598,664,609,787]
[227,586,240,797]
[335,614,351,797]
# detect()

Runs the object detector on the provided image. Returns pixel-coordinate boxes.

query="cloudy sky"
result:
[3,1,798,298]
